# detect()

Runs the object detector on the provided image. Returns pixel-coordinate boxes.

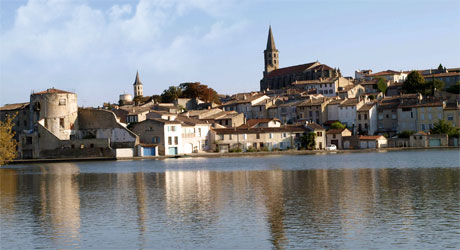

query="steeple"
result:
[266,25,277,51]
[133,71,143,98]
[133,71,143,86]
[264,26,279,74]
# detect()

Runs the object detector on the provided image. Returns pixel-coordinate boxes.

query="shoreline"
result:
[8,146,459,164]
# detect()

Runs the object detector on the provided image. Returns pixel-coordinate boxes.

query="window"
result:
[219,134,224,140]
[364,114,368,120]
[256,133,260,139]
[174,136,178,145]
[391,114,397,119]
[448,115,454,121]
[333,134,336,139]
[229,134,233,140]
[421,113,425,120]
[317,132,322,137]
[168,136,172,144]
[309,111,313,117]
[438,113,442,119]
[421,124,426,130]
[60,118,65,128]
[386,114,389,118]
[428,114,432,120]
[243,134,247,140]
[59,98,66,105]
[26,137,32,144]
[282,132,287,138]
[410,112,413,118]
[358,114,361,120]
[315,111,319,117]
[168,126,176,132]
[269,133,273,139]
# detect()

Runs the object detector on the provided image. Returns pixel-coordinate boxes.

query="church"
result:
[260,26,341,91]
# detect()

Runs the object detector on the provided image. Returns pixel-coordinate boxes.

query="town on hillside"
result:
[1,27,459,159]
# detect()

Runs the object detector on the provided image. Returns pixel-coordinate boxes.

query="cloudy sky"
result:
[1,0,459,107]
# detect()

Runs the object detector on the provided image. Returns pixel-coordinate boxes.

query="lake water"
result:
[1,149,459,249]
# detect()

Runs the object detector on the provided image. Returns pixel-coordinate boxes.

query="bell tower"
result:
[264,26,279,73]
[133,71,143,98]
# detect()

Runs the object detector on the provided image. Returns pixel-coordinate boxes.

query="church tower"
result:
[133,71,143,98]
[264,26,279,74]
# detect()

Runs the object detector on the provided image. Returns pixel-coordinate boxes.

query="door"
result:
[168,147,178,155]
[143,147,156,156]
[429,139,441,147]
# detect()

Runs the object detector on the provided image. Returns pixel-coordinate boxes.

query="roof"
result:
[327,128,348,134]
[358,104,375,112]
[305,122,324,130]
[174,115,209,126]
[144,118,181,124]
[414,131,428,136]
[423,72,460,78]
[266,62,317,78]
[327,99,344,105]
[213,125,310,134]
[266,26,277,51]
[292,77,337,85]
[297,97,326,106]
[239,118,280,128]
[0,102,29,111]
[32,88,74,95]
[339,98,360,107]
[133,71,143,85]
[337,85,357,93]
[370,70,404,76]
[220,94,266,106]
[359,135,385,140]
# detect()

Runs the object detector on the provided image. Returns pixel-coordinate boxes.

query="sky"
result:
[1,0,459,107]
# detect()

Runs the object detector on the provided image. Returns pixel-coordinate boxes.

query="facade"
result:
[326,128,352,149]
[292,77,352,97]
[443,103,460,127]
[131,118,182,156]
[357,103,378,135]
[220,94,270,119]
[358,135,387,149]
[423,72,460,89]
[297,97,330,125]
[410,132,448,147]
[260,26,341,91]
[337,84,365,99]
[338,98,364,133]
[0,102,30,140]
[175,115,211,153]
[369,70,407,84]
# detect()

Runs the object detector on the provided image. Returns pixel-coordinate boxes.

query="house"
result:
[357,135,387,149]
[410,132,448,147]
[338,98,364,133]
[175,115,212,153]
[326,128,352,149]
[239,118,282,128]
[291,77,353,97]
[211,122,324,152]
[422,72,460,89]
[326,98,345,122]
[443,102,460,127]
[131,118,182,156]
[413,101,445,132]
[337,84,365,99]
[186,108,245,128]
[276,100,303,124]
[357,103,378,135]
[220,94,270,119]
[377,95,420,136]
[369,70,408,84]
[305,122,326,149]
[297,97,330,125]
[0,102,30,141]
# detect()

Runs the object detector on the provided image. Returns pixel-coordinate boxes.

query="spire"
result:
[266,25,277,51]
[133,71,142,85]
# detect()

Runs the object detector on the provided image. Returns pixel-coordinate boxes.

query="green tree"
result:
[430,119,459,137]
[402,71,426,94]
[446,82,460,94]
[161,86,182,103]
[438,64,444,71]
[330,121,346,130]
[300,132,316,150]
[0,113,18,165]
[376,77,388,94]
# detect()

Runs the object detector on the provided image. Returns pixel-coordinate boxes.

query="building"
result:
[357,135,387,149]
[338,98,364,133]
[220,94,270,119]
[186,108,245,128]
[443,102,460,127]
[337,84,365,99]
[410,132,448,147]
[326,98,345,122]
[297,97,330,125]
[291,77,352,97]
[175,115,211,153]
[133,71,143,98]
[423,72,460,89]
[260,26,341,91]
[326,128,352,149]
[369,70,407,84]
[357,103,378,135]
[131,118,182,156]
[0,102,30,140]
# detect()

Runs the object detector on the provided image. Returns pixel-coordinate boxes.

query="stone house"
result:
[410,132,449,147]
[357,103,378,135]
[338,98,364,134]
[220,94,270,119]
[443,102,460,127]
[357,135,387,149]
[0,102,30,141]
[369,70,408,84]
[291,77,352,97]
[326,128,352,149]
[337,84,365,99]
[297,97,330,125]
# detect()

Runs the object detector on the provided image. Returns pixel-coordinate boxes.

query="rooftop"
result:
[32,88,74,95]
[0,102,29,111]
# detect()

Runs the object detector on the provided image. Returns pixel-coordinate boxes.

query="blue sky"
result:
[1,0,459,107]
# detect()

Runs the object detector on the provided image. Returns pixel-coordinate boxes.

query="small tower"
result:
[264,26,279,73]
[133,71,143,98]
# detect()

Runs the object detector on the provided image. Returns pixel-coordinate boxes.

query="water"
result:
[0,149,459,249]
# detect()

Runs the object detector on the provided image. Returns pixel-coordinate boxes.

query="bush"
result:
[246,146,257,152]
[229,147,242,153]
[398,130,415,138]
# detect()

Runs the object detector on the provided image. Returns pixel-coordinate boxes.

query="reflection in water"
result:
[0,154,459,249]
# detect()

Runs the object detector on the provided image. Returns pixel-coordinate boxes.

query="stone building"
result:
[260,26,341,91]
[0,102,30,141]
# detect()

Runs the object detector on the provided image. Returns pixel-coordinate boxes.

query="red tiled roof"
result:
[359,135,385,140]
[266,62,316,78]
[370,70,403,76]
[239,118,280,128]
[32,88,74,95]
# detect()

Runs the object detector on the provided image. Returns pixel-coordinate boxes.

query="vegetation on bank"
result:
[0,113,17,165]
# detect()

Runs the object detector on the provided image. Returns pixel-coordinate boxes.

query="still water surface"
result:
[0,149,459,249]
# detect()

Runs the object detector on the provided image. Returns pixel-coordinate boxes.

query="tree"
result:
[330,121,346,130]
[161,86,182,103]
[446,82,460,94]
[398,130,415,138]
[376,77,388,94]
[0,113,18,165]
[402,71,426,94]
[430,119,459,137]
[424,79,445,95]
[179,82,221,104]
[438,64,444,71]
[300,132,316,150]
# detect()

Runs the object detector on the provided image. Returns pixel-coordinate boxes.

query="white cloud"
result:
[0,0,247,106]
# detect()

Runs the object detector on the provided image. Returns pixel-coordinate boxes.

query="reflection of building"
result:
[39,163,81,243]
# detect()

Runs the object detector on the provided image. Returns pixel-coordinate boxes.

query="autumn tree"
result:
[179,82,221,104]
[0,113,18,165]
